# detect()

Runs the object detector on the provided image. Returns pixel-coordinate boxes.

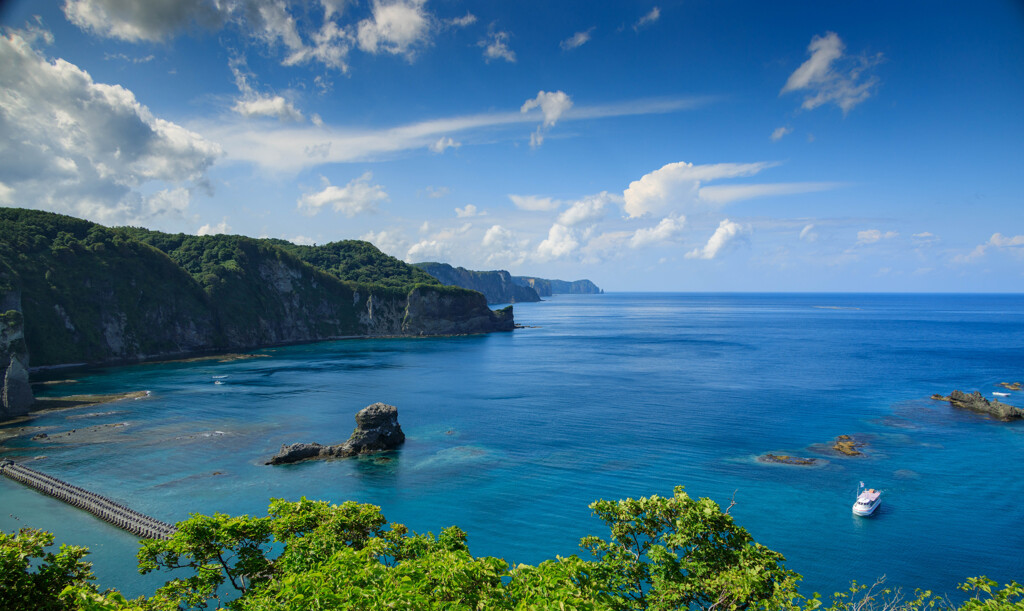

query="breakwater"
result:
[0,459,176,540]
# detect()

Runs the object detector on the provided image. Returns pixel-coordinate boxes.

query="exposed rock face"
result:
[1,301,34,420]
[511,276,602,296]
[413,263,541,305]
[759,454,818,466]
[266,402,406,465]
[940,390,1024,421]
[402,287,514,335]
[832,435,865,456]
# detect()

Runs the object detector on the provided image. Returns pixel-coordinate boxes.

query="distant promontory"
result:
[414,261,602,305]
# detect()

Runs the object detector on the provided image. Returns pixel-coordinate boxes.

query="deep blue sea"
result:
[2,293,1023,600]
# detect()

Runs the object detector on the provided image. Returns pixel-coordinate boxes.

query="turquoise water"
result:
[2,293,1023,599]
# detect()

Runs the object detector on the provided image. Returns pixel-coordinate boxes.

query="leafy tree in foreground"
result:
[0,528,97,611]
[6,490,1020,610]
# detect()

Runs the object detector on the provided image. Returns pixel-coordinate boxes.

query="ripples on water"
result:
[2,293,1022,599]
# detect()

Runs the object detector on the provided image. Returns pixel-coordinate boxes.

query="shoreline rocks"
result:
[266,402,405,465]
[933,390,1024,421]
[832,434,866,456]
[759,454,818,466]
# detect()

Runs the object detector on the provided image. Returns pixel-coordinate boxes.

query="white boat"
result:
[993,392,1010,397]
[852,483,881,516]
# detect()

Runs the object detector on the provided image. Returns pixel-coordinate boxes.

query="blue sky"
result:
[1,1,1022,291]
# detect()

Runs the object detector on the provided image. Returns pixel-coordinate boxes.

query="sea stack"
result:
[266,402,405,465]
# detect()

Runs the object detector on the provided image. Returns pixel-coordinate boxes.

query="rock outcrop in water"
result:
[933,390,1024,421]
[266,402,405,465]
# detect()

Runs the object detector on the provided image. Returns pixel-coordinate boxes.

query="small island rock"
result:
[832,434,865,456]
[941,390,1024,421]
[266,402,405,465]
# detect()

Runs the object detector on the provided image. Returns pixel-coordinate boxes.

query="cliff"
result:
[511,276,602,296]
[0,305,33,421]
[414,262,541,304]
[0,209,513,383]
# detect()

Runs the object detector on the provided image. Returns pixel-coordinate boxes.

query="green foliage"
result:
[581,486,800,611]
[6,489,1024,611]
[273,240,439,290]
[0,528,97,611]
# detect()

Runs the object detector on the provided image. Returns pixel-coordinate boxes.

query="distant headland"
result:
[414,261,602,305]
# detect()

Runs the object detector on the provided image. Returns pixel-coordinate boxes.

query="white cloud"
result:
[145,187,192,219]
[521,90,573,149]
[781,31,883,114]
[197,217,231,235]
[482,224,528,266]
[509,194,563,212]
[536,223,580,261]
[297,172,388,216]
[770,126,792,142]
[0,27,220,225]
[356,0,431,57]
[698,182,840,205]
[630,215,685,248]
[429,136,461,153]
[360,229,408,256]
[288,234,316,245]
[479,27,515,63]
[560,27,595,50]
[446,13,476,28]
[229,57,304,121]
[63,0,221,42]
[685,219,744,260]
[633,7,661,31]
[954,233,1024,263]
[623,161,779,218]
[405,239,450,262]
[799,223,818,242]
[556,191,619,226]
[856,229,898,245]
[455,204,479,217]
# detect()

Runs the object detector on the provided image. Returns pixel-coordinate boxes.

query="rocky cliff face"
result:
[511,276,602,295]
[0,300,33,420]
[414,262,540,304]
[0,209,514,377]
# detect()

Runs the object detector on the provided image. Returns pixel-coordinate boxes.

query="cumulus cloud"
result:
[630,215,685,248]
[429,136,461,153]
[63,0,221,42]
[685,219,744,260]
[771,126,792,141]
[455,204,479,217]
[623,161,778,218]
[781,31,883,114]
[560,27,595,50]
[230,57,304,121]
[482,224,528,266]
[297,172,388,216]
[521,90,573,148]
[856,229,898,245]
[0,27,220,224]
[536,223,580,261]
[633,7,661,31]
[360,229,408,256]
[197,217,231,235]
[405,238,450,262]
[479,26,515,63]
[356,0,431,57]
[556,191,619,226]
[509,194,563,212]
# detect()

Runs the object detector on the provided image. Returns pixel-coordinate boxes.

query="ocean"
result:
[2,293,1022,600]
